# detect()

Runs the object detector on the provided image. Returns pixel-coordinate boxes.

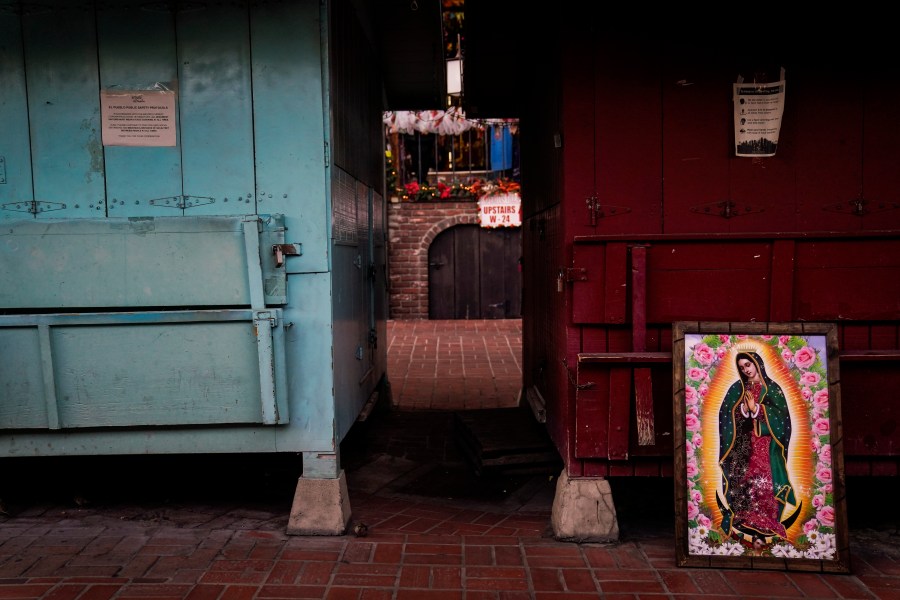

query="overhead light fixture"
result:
[446,58,462,96]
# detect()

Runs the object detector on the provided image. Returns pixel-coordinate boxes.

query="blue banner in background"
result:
[490,125,513,172]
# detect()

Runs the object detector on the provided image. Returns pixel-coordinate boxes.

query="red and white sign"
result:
[478,193,521,228]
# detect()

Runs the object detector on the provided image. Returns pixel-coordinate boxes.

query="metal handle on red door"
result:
[429,261,445,269]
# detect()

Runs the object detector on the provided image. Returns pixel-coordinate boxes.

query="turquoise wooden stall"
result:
[0,0,441,533]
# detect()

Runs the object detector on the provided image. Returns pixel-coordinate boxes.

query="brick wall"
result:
[387,200,480,319]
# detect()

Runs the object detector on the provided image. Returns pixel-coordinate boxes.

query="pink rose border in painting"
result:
[672,322,850,573]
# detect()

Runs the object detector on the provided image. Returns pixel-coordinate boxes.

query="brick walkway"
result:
[387,319,522,410]
[1,319,899,599]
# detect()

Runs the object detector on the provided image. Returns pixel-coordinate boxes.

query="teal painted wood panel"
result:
[97,4,182,218]
[53,320,261,427]
[0,426,285,457]
[276,272,336,451]
[0,13,35,218]
[0,328,47,428]
[177,4,256,216]
[0,309,288,430]
[250,0,328,273]
[0,216,288,309]
[23,5,106,218]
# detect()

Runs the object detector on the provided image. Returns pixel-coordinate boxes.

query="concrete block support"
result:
[550,470,620,542]
[286,470,352,535]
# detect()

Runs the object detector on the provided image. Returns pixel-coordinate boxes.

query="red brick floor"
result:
[1,319,899,599]
[387,318,522,410]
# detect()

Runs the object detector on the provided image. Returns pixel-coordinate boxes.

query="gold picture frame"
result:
[672,321,849,572]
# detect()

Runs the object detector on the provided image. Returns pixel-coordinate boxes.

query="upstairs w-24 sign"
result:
[478,193,521,228]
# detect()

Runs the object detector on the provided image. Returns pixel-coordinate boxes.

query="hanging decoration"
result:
[383,108,518,136]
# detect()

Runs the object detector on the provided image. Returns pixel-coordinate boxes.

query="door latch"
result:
[272,243,302,267]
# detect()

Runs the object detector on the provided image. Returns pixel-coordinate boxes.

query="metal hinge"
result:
[1,200,66,214]
[149,195,216,209]
[822,197,900,217]
[586,195,631,225]
[565,268,587,282]
[690,199,762,219]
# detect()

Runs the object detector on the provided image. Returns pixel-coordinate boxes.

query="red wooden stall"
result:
[470,22,900,484]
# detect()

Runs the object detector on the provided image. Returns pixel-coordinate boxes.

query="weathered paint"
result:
[0,0,386,480]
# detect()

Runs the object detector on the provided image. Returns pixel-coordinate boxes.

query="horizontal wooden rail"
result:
[839,350,900,361]
[578,351,900,364]
[578,352,672,364]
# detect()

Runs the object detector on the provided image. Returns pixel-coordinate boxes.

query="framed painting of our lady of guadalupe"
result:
[672,322,849,572]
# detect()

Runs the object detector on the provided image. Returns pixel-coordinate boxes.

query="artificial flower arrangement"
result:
[397,178,520,202]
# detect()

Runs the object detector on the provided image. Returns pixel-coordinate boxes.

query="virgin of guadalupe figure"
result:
[717,350,802,547]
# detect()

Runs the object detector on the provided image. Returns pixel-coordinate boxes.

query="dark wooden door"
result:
[428,224,521,319]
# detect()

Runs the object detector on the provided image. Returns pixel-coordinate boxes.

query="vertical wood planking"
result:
[662,49,730,235]
[607,367,631,460]
[792,67,863,232]
[631,245,655,446]
[96,4,181,217]
[177,3,255,216]
[595,35,663,235]
[769,239,795,322]
[862,75,900,231]
[250,0,327,273]
[574,363,608,458]
[572,242,605,324]
[604,242,628,323]
[24,4,105,218]
[0,11,34,216]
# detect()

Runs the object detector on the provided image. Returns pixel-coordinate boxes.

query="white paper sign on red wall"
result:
[478,193,521,228]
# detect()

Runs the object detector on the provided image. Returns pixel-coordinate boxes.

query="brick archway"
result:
[387,202,480,319]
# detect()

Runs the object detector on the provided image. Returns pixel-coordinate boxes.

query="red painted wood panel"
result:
[792,67,863,232]
[604,243,628,323]
[870,325,899,350]
[769,239,796,322]
[793,240,900,320]
[582,461,608,477]
[561,21,597,238]
[551,40,900,476]
[572,243,605,324]
[725,61,797,232]
[633,461,662,476]
[644,241,773,322]
[862,78,900,231]
[574,363,608,458]
[580,327,609,353]
[606,328,632,353]
[871,462,899,477]
[662,47,730,235]
[607,367,631,460]
[631,245,647,351]
[841,363,900,456]
[608,464,636,476]
[841,324,872,351]
[594,36,662,235]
